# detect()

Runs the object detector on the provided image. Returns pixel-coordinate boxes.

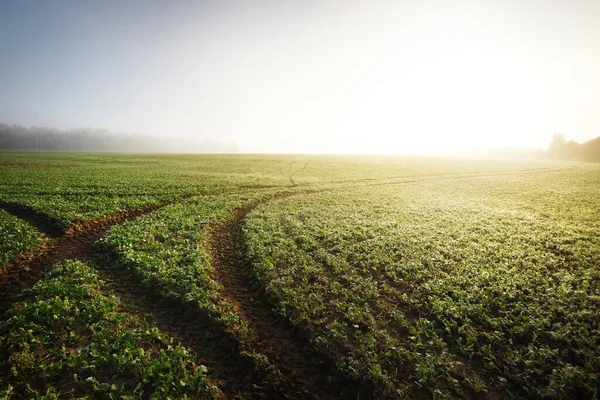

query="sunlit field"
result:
[1,153,598,399]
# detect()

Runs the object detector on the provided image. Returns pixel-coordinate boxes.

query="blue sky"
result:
[1,0,599,154]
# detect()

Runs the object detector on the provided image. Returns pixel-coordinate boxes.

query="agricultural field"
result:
[0,152,598,399]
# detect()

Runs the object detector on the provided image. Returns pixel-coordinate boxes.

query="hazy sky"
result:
[1,0,599,154]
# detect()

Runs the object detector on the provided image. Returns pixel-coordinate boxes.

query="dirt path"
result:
[0,202,168,313]
[87,252,270,399]
[0,197,286,398]
[0,202,64,238]
[206,197,371,400]
[1,166,574,398]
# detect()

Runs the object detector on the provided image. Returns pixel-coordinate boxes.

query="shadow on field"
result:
[0,202,64,238]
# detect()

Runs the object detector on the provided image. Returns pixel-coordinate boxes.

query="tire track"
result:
[0,201,171,314]
[0,202,64,238]
[0,197,283,399]
[86,252,265,399]
[0,165,573,398]
[205,192,373,400]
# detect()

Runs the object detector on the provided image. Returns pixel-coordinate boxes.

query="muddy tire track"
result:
[1,166,567,397]
[0,202,64,238]
[0,202,170,314]
[0,196,279,399]
[86,252,266,399]
[206,194,372,400]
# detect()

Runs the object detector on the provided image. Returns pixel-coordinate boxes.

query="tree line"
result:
[547,134,600,163]
[0,124,237,153]
[1,123,599,161]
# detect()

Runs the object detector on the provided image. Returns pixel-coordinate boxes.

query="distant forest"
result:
[547,134,600,163]
[0,124,237,153]
[1,124,599,161]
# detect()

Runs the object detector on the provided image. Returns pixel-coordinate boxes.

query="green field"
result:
[0,152,598,399]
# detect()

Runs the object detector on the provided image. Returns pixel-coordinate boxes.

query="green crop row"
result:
[0,210,45,270]
[243,166,600,399]
[0,260,220,399]
[95,191,316,394]
[96,194,264,312]
[95,191,287,359]
[1,152,557,225]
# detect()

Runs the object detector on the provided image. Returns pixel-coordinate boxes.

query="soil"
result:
[205,194,373,400]
[0,190,377,399]
[88,253,268,399]
[0,202,168,313]
[0,202,64,238]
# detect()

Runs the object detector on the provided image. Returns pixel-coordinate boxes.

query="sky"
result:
[1,0,599,155]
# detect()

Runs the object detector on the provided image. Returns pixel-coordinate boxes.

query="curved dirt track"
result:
[0,202,64,238]
[87,252,266,399]
[0,202,169,313]
[1,166,572,398]
[1,192,368,399]
[206,195,372,400]
[0,197,286,399]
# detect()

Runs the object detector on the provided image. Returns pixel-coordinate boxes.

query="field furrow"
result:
[0,202,63,238]
[206,197,371,399]
[86,252,258,398]
[1,153,598,399]
[0,201,174,313]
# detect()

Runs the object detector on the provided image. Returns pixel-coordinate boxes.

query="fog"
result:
[1,1,599,155]
[0,124,237,153]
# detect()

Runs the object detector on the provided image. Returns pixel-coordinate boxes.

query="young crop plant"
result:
[0,260,221,399]
[2,151,597,399]
[96,193,266,311]
[243,166,600,399]
[94,191,292,363]
[0,210,45,270]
